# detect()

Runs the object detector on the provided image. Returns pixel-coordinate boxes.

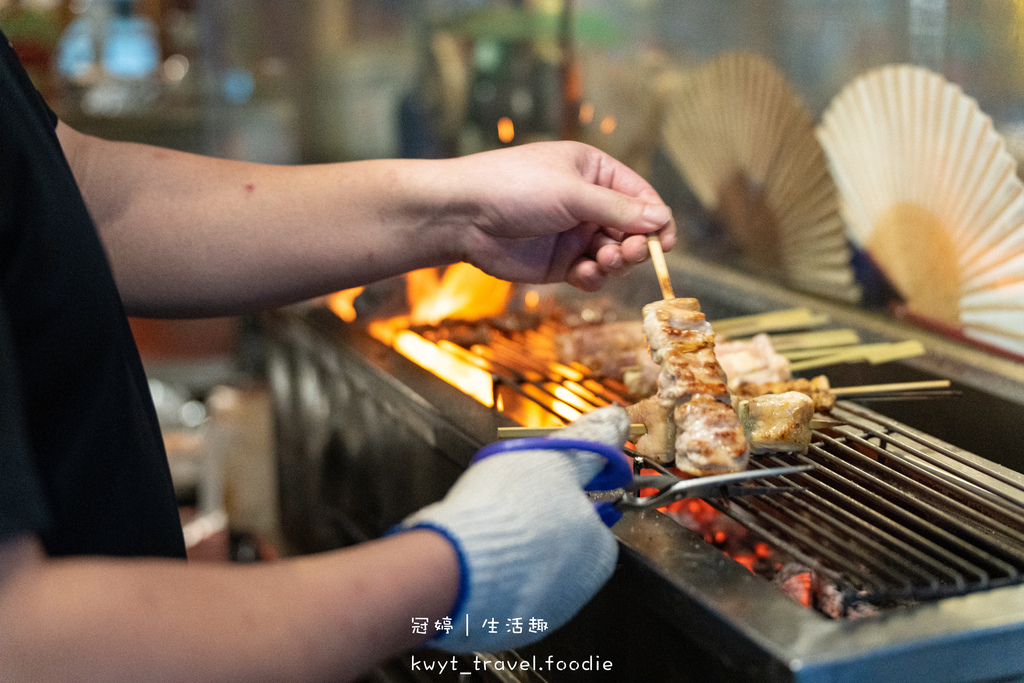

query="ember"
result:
[778,568,814,608]
[661,493,792,582]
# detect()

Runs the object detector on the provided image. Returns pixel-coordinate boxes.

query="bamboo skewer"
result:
[787,340,925,372]
[500,419,836,439]
[830,379,950,397]
[781,340,924,362]
[495,379,954,439]
[647,235,675,300]
[764,329,861,351]
[498,424,650,439]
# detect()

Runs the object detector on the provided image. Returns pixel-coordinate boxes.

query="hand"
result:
[449,141,675,292]
[395,406,630,653]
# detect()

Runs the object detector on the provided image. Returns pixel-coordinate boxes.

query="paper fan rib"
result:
[818,64,1024,357]
[661,52,860,303]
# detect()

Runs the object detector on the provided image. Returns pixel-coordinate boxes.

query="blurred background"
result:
[9,1,1024,167]
[8,0,1024,295]
[4,0,1023,553]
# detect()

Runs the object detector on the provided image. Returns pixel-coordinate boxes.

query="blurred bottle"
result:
[157,0,200,109]
[0,0,63,99]
[55,0,161,116]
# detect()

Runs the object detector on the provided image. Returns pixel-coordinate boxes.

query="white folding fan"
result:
[661,52,861,303]
[818,65,1024,357]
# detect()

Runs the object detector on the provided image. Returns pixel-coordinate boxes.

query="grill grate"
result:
[453,325,1024,616]
[719,404,1024,611]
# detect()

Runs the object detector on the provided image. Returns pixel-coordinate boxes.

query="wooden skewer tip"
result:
[646,234,674,300]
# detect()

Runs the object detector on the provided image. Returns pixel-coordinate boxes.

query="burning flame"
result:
[327,287,365,322]
[407,264,512,326]
[361,264,515,408]
[393,330,494,406]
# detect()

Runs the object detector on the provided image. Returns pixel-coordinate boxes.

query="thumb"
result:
[555,406,631,486]
[559,405,630,445]
[568,183,673,235]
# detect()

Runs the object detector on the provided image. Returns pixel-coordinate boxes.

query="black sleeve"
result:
[0,299,50,542]
[0,29,58,129]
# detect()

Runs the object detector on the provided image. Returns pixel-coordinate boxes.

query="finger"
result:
[602,206,676,249]
[619,233,654,265]
[599,226,626,242]
[567,183,673,236]
[619,223,677,265]
[549,224,598,281]
[586,231,619,260]
[655,218,677,251]
[560,405,630,446]
[565,258,605,292]
[583,149,665,201]
[594,243,631,275]
[596,232,656,270]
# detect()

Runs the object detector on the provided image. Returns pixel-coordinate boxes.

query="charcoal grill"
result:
[266,253,1024,682]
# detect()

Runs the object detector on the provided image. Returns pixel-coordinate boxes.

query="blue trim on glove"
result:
[472,437,633,491]
[400,522,470,643]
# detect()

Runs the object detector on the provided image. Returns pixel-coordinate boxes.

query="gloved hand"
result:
[396,405,630,653]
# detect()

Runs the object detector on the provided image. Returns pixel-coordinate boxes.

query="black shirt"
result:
[0,32,186,559]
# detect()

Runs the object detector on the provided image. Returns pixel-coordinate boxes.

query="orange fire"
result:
[327,287,365,322]
[407,264,512,326]
[361,264,514,408]
[394,330,494,406]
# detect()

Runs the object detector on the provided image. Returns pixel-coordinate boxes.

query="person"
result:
[0,28,675,681]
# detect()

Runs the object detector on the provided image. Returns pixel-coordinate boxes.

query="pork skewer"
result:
[735,391,815,454]
[498,379,951,459]
[497,414,833,441]
[641,298,749,475]
[732,374,836,411]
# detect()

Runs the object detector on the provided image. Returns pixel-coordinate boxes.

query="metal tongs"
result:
[472,437,815,527]
[616,464,815,510]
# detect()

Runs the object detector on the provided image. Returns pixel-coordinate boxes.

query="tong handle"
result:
[473,437,633,491]
[474,436,635,528]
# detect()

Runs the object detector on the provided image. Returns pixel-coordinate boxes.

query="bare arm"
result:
[0,531,458,683]
[57,124,674,318]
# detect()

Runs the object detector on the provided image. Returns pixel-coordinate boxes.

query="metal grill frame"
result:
[267,306,1024,682]
[369,297,1024,614]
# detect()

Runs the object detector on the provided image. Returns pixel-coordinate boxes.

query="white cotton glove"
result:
[397,405,630,653]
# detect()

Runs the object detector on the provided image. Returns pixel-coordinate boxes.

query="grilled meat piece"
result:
[625,396,675,464]
[641,298,712,363]
[622,353,661,400]
[659,344,731,404]
[674,394,750,475]
[716,333,791,391]
[737,391,814,454]
[554,321,647,381]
